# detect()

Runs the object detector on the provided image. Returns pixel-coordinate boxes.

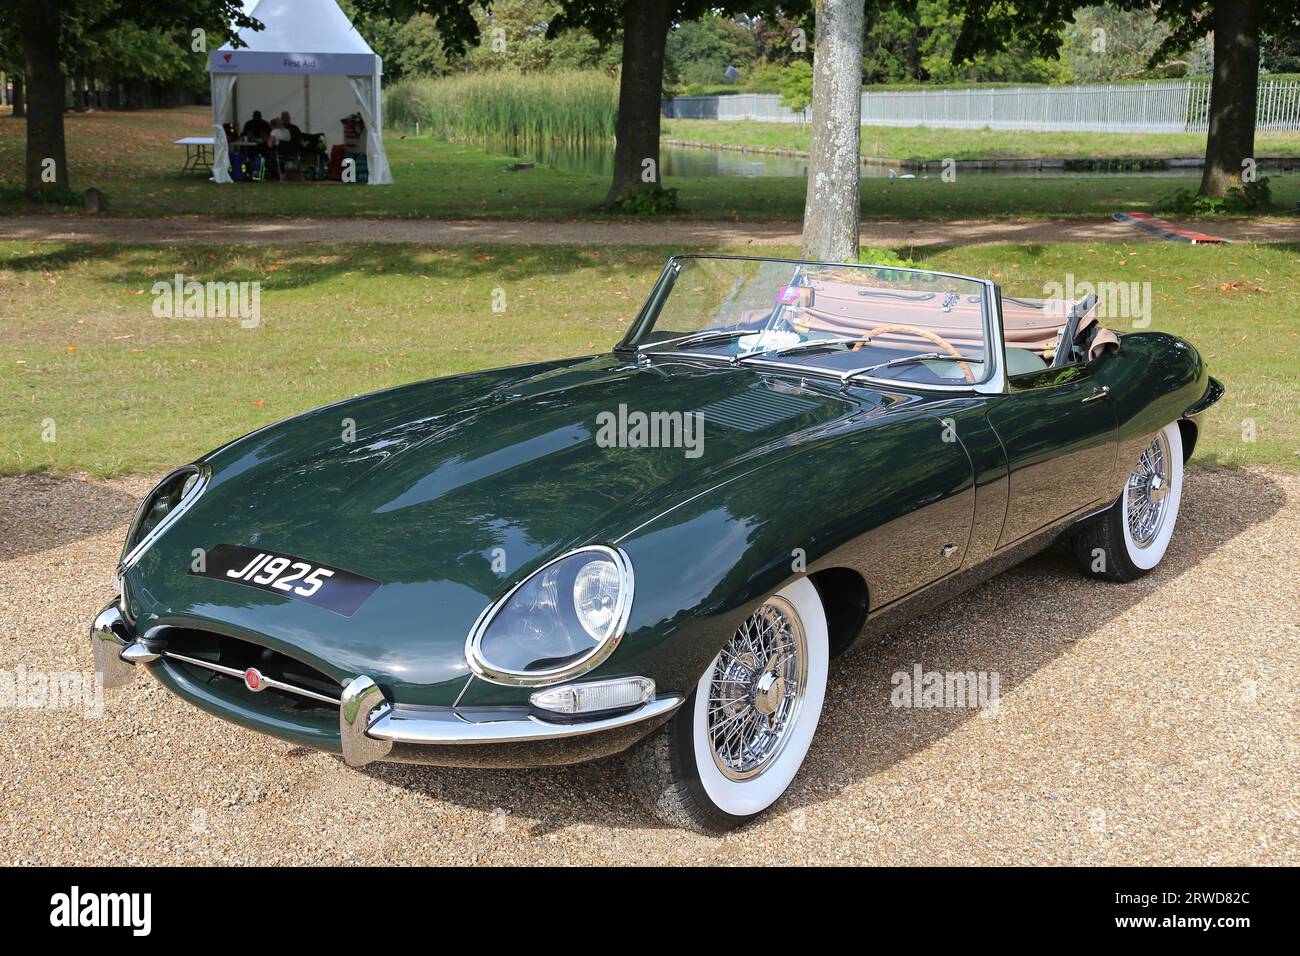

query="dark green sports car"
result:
[92,256,1223,833]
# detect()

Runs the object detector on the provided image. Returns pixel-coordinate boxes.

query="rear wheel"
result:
[1072,421,1184,582]
[626,577,828,833]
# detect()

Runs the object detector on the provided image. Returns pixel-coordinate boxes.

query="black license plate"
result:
[190,544,380,617]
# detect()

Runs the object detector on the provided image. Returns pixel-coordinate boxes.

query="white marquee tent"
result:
[207,0,392,184]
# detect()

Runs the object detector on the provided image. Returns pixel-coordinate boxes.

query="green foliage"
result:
[1062,5,1174,83]
[777,60,813,112]
[1261,31,1300,74]
[384,71,617,144]
[1163,177,1274,215]
[463,0,613,74]
[354,12,451,80]
[862,6,926,85]
[0,184,82,206]
[750,13,811,69]
[919,1,1072,85]
[607,184,679,215]
[666,15,757,87]
[857,247,919,269]
[744,60,787,93]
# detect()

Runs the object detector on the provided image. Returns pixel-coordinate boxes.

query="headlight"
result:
[119,464,209,571]
[466,545,634,686]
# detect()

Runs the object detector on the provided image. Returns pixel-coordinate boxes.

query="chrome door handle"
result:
[1082,386,1110,404]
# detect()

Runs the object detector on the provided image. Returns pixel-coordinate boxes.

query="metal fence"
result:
[664,80,1300,133]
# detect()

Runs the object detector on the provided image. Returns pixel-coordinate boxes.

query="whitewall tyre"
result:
[1072,421,1184,582]
[626,577,829,833]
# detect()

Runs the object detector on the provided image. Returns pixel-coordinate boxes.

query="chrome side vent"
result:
[697,386,822,432]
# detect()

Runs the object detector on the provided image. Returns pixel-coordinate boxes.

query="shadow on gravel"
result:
[361,466,1286,837]
[0,475,140,562]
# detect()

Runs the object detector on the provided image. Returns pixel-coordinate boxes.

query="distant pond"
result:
[480,138,1299,180]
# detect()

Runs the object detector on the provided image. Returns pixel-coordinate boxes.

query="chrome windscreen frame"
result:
[117,463,212,578]
[464,544,636,688]
[619,256,1009,397]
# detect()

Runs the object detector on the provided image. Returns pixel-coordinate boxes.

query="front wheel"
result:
[626,577,829,833]
[1072,421,1184,582]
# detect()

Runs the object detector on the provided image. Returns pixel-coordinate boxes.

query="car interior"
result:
[774,279,1119,383]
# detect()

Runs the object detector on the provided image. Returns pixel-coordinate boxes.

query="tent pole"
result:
[373,59,382,144]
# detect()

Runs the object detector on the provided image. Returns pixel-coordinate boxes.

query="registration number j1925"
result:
[190,544,380,616]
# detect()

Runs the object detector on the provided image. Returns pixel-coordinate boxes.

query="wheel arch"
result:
[807,566,870,657]
[1177,417,1198,463]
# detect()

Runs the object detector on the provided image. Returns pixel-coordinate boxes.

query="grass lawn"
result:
[663,118,1300,162]
[3,107,1299,221]
[1,240,1294,477]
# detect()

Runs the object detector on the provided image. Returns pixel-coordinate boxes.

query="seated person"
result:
[240,110,270,143]
[279,111,303,144]
[268,117,291,147]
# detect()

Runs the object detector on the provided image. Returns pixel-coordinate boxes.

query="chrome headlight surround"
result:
[465,545,635,687]
[117,463,211,580]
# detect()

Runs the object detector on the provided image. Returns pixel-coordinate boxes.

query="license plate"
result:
[190,544,380,617]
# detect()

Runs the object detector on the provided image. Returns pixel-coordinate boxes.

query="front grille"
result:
[698,385,823,432]
[158,629,341,714]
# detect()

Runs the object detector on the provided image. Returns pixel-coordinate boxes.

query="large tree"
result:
[549,3,812,203]
[955,0,1300,199]
[1145,0,1300,197]
[0,1,262,197]
[803,0,1074,257]
[0,0,482,198]
[801,0,864,261]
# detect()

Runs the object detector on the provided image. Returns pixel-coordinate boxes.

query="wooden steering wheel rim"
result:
[849,323,975,384]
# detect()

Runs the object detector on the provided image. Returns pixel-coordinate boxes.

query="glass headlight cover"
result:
[466,545,634,686]
[120,464,208,570]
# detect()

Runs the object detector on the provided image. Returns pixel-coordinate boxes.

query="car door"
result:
[987,363,1117,547]
[839,409,977,606]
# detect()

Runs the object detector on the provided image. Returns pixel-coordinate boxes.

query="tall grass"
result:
[385,71,618,146]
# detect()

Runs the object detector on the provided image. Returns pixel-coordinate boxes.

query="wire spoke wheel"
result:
[1126,430,1171,548]
[706,596,808,781]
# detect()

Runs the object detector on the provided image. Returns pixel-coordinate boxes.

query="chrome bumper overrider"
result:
[91,601,683,768]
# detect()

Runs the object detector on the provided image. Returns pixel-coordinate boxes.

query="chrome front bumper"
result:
[91,601,682,768]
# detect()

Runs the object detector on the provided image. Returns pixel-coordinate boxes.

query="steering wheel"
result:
[848,323,975,384]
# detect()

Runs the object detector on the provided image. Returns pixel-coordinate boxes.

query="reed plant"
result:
[385,71,618,146]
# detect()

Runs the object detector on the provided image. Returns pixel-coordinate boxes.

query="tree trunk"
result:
[607,0,673,203]
[74,72,87,112]
[22,6,69,196]
[801,0,865,261]
[1199,0,1260,197]
[12,74,26,117]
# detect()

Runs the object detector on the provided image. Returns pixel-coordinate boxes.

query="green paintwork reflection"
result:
[123,313,1217,745]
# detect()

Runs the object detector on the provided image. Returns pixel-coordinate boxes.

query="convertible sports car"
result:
[93,256,1223,833]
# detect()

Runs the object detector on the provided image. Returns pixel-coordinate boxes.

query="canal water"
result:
[487,138,1297,180]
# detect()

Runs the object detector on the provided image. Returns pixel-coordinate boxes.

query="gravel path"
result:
[2,467,1296,865]
[2,214,1297,248]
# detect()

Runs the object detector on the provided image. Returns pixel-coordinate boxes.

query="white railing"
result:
[664,80,1300,133]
